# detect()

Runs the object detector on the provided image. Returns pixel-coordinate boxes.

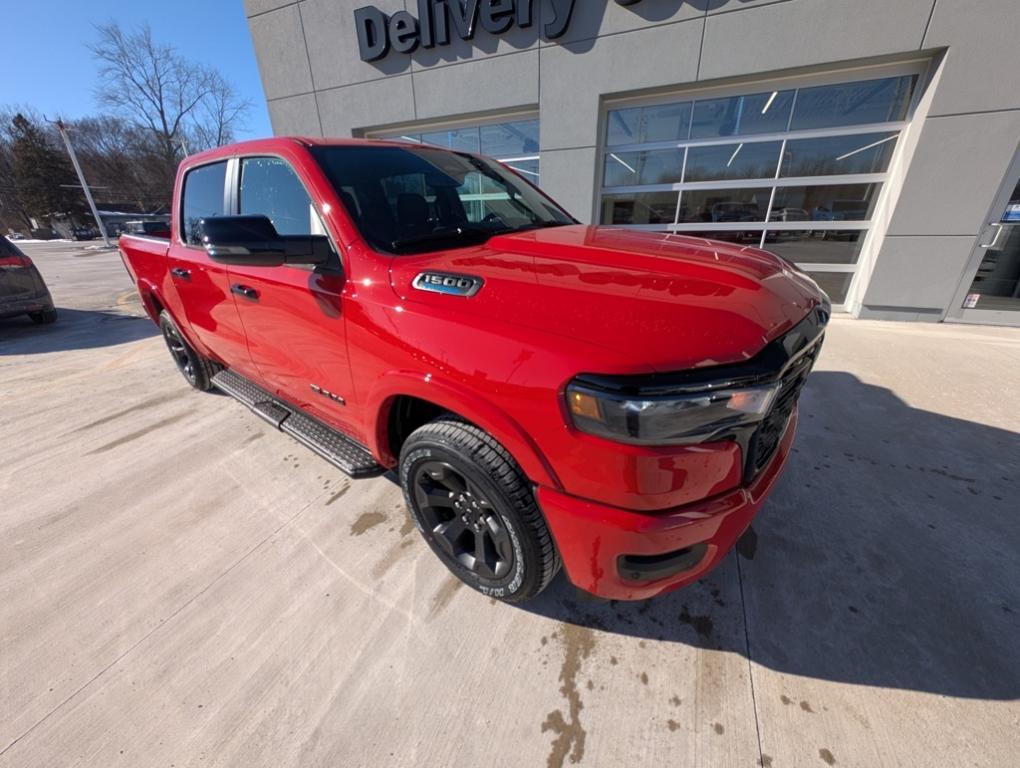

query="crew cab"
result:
[118,138,829,603]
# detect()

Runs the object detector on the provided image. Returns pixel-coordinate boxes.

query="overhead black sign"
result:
[355,0,646,62]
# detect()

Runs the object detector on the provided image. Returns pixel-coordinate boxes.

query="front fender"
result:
[365,371,562,490]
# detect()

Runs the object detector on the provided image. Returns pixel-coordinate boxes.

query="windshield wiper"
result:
[390,225,492,252]
[517,221,571,231]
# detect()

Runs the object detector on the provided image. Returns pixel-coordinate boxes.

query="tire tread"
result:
[403,415,560,601]
[159,310,218,391]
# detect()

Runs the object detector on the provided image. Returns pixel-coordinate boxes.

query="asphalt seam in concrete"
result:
[0,498,322,758]
[736,551,766,768]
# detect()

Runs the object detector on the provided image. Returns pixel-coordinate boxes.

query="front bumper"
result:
[538,408,798,600]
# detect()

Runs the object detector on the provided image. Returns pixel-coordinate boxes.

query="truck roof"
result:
[180,136,431,166]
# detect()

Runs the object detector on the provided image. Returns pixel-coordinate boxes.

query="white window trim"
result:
[365,109,539,139]
[604,174,888,193]
[605,121,907,154]
[366,112,541,165]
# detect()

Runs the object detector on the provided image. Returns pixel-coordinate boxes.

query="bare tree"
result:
[70,116,172,212]
[89,23,250,190]
[0,108,35,231]
[189,72,252,152]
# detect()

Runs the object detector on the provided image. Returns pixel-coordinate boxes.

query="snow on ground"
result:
[5,237,73,244]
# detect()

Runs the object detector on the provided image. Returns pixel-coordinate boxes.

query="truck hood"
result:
[388,225,827,372]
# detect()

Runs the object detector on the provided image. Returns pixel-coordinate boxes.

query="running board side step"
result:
[212,370,385,478]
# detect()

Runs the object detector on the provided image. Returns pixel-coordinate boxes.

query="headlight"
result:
[566,381,781,446]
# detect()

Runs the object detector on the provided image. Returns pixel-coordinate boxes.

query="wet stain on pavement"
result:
[541,623,596,768]
[800,700,815,713]
[819,747,836,765]
[350,511,386,536]
[325,485,350,506]
[667,719,680,732]
[713,722,725,735]
[370,537,418,579]
[88,411,191,454]
[678,606,714,642]
[68,390,188,434]
[639,672,648,685]
[780,694,793,705]
[428,577,463,618]
[759,755,774,767]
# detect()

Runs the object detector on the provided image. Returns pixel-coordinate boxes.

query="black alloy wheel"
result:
[29,308,57,324]
[158,310,216,391]
[412,460,514,580]
[399,415,561,603]
[163,320,195,383]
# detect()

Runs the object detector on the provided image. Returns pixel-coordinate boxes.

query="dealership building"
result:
[246,0,1020,324]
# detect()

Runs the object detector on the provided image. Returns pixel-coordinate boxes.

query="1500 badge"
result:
[413,272,484,297]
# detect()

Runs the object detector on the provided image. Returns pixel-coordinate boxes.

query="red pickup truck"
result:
[119,137,828,603]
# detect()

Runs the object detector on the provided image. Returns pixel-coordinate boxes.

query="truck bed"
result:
[118,233,170,321]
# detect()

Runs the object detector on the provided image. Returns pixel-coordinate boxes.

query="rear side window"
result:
[181,161,228,245]
[0,237,26,258]
[239,157,325,237]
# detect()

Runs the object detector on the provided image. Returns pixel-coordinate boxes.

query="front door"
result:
[948,154,1020,326]
[227,155,356,433]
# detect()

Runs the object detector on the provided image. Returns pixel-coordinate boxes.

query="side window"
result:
[239,157,325,237]
[181,161,228,246]
[0,237,25,258]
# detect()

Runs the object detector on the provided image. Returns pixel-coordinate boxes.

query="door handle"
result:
[981,223,1005,250]
[170,267,191,280]
[231,283,259,300]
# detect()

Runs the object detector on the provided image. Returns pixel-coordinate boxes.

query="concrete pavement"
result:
[1,242,1018,767]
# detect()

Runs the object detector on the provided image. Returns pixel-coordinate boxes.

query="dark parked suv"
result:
[0,238,57,324]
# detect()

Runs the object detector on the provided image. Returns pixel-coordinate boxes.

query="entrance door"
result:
[949,154,1020,325]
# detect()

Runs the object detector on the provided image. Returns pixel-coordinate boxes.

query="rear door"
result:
[167,160,254,376]
[227,155,355,432]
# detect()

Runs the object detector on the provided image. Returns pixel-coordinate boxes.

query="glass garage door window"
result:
[600,74,919,306]
[378,118,541,182]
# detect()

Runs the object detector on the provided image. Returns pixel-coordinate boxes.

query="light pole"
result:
[50,118,112,247]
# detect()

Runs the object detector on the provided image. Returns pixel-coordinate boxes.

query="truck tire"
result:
[399,416,561,604]
[158,310,216,391]
[29,308,57,325]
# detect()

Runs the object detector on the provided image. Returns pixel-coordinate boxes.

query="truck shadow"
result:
[519,371,1020,701]
[0,308,157,355]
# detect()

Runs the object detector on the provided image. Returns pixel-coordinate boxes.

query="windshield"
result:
[311,144,574,254]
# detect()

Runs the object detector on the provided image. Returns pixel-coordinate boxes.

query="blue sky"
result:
[2,0,272,139]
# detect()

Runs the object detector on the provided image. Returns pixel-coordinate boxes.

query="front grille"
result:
[745,336,821,480]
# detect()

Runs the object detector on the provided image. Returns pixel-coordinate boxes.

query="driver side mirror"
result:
[198,215,330,267]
